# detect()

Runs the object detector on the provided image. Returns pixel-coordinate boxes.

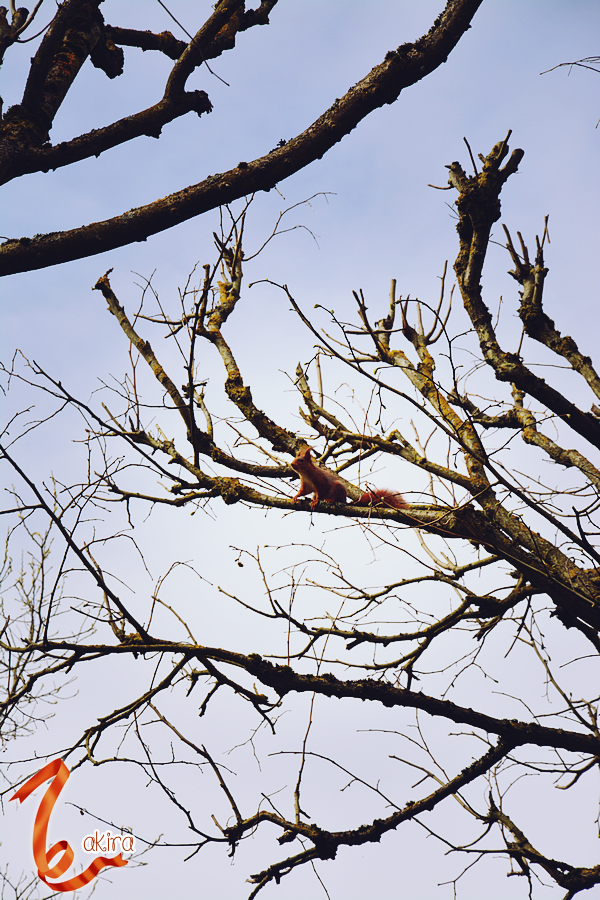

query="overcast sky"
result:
[1,2,599,899]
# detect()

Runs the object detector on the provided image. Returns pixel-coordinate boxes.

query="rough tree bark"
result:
[0,0,482,275]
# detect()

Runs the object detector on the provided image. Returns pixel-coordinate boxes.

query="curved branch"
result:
[0,0,483,275]
[10,637,600,756]
[235,653,600,756]
[0,0,249,185]
[245,738,514,894]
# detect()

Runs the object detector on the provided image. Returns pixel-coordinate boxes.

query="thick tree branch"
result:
[8,638,600,756]
[0,0,249,185]
[0,0,483,275]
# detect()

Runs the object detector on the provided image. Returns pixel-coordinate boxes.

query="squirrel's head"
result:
[291,446,313,471]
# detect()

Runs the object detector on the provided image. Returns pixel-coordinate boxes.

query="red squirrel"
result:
[291,447,407,511]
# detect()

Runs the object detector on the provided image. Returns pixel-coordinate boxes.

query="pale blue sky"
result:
[1,3,599,899]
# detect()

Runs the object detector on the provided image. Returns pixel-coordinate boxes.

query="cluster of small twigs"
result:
[1,136,599,898]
